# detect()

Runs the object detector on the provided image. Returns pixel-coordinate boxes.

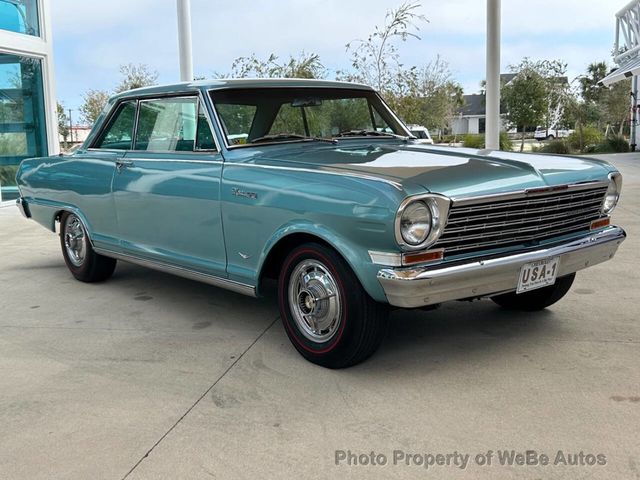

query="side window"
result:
[135,97,200,152]
[94,101,136,150]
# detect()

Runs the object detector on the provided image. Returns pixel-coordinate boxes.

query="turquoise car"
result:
[16,79,626,368]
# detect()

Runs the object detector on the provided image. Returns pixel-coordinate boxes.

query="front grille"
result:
[434,185,608,256]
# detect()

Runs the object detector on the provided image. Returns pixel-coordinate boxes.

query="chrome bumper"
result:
[377,227,626,308]
[16,197,30,218]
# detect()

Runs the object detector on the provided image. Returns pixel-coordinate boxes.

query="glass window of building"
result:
[0,53,47,200]
[0,0,40,37]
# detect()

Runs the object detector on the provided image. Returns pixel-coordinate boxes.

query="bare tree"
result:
[221,52,326,79]
[341,2,427,92]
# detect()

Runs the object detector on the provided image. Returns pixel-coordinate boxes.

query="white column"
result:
[177,0,194,82]
[485,0,501,150]
[632,75,638,151]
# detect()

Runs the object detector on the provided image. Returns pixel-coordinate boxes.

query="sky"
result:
[50,0,625,119]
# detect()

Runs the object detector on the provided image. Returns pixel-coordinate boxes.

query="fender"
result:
[256,220,388,303]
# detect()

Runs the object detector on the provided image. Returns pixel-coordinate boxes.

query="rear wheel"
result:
[60,211,116,282]
[491,273,576,311]
[278,243,388,368]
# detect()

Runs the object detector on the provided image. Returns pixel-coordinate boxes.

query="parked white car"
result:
[534,126,574,141]
[407,124,434,144]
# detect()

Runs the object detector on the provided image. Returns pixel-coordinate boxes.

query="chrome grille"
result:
[434,185,608,255]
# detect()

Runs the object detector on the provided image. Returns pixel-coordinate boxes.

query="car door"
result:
[112,95,227,276]
[72,99,138,252]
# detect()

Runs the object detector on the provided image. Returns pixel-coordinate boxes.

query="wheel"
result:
[278,243,389,368]
[547,134,555,140]
[59,211,116,282]
[491,273,576,311]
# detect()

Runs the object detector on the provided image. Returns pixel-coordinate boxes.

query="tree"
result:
[57,103,70,145]
[79,63,159,126]
[115,63,159,93]
[603,79,631,136]
[79,89,110,125]
[502,63,548,151]
[387,57,463,134]
[225,52,325,79]
[341,1,427,93]
[539,60,571,130]
[579,61,608,104]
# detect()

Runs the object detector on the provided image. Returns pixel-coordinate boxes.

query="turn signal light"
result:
[402,249,444,266]
[590,217,610,230]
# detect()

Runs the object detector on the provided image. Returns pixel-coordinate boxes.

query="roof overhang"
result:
[600,57,640,86]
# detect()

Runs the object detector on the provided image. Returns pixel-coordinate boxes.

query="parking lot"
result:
[0,153,638,480]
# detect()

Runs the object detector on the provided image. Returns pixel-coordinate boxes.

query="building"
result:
[60,125,92,147]
[451,74,515,135]
[0,0,57,202]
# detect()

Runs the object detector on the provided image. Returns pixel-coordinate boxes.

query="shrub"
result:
[437,134,458,144]
[499,132,513,151]
[540,140,571,154]
[606,135,629,152]
[462,132,513,151]
[567,126,604,152]
[462,134,484,149]
[592,136,630,153]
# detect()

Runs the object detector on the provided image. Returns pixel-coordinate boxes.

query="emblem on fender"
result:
[231,187,258,200]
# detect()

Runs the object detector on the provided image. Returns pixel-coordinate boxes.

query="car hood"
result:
[253,142,614,198]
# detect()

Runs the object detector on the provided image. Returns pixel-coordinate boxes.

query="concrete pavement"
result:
[1,154,638,479]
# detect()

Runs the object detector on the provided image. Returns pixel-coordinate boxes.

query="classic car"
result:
[15,79,626,368]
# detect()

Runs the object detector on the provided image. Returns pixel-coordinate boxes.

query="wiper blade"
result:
[334,129,408,140]
[250,133,336,144]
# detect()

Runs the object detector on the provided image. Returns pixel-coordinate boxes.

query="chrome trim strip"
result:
[119,158,223,165]
[225,162,404,190]
[450,180,610,206]
[377,226,626,308]
[93,248,256,297]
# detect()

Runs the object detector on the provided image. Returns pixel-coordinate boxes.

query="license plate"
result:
[517,257,559,294]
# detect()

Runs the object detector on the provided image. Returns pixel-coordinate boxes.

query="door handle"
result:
[116,159,134,172]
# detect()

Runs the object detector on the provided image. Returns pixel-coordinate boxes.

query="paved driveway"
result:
[1,154,638,479]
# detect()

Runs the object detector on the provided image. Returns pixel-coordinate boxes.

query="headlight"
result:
[602,173,622,214]
[400,201,432,245]
[396,195,450,249]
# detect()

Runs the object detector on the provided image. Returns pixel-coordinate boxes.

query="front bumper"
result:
[377,226,626,308]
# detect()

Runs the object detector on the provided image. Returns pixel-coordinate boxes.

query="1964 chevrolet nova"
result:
[16,79,626,368]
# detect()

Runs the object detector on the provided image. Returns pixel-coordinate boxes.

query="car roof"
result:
[112,78,374,100]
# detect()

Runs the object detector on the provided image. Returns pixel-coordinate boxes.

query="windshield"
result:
[210,87,408,147]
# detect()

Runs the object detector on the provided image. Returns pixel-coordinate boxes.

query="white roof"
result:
[600,57,640,86]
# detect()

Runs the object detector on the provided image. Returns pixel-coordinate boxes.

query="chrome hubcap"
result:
[64,214,87,267]
[288,260,342,343]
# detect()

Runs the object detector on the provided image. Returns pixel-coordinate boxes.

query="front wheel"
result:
[60,211,117,282]
[491,273,576,311]
[278,243,388,368]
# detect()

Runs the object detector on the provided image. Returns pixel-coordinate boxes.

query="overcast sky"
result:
[51,0,624,117]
